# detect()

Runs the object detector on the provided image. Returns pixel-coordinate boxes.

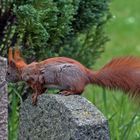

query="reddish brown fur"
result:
[8,47,27,68]
[7,48,140,104]
[89,57,140,97]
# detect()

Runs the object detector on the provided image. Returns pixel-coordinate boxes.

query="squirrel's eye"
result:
[7,72,10,75]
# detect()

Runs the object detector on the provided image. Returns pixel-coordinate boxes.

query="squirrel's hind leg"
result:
[59,90,83,96]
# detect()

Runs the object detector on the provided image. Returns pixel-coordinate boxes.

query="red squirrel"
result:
[6,47,140,105]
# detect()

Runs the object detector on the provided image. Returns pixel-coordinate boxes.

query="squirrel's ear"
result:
[8,47,13,64]
[14,47,21,61]
[9,60,16,68]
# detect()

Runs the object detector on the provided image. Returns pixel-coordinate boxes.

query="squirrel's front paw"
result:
[32,94,38,105]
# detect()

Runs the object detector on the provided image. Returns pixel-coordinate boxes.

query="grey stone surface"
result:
[19,94,110,140]
[0,57,8,140]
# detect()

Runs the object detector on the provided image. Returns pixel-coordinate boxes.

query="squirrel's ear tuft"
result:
[14,47,21,61]
[8,47,13,64]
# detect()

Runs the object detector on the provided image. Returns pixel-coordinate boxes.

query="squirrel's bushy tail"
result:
[88,56,140,97]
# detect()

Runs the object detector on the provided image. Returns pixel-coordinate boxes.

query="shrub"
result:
[0,0,110,66]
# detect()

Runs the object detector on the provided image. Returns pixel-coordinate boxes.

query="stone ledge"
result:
[0,57,8,140]
[19,94,110,140]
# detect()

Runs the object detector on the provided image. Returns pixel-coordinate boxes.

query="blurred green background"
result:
[84,0,140,140]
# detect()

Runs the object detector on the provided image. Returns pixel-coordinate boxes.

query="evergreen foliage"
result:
[0,0,110,66]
